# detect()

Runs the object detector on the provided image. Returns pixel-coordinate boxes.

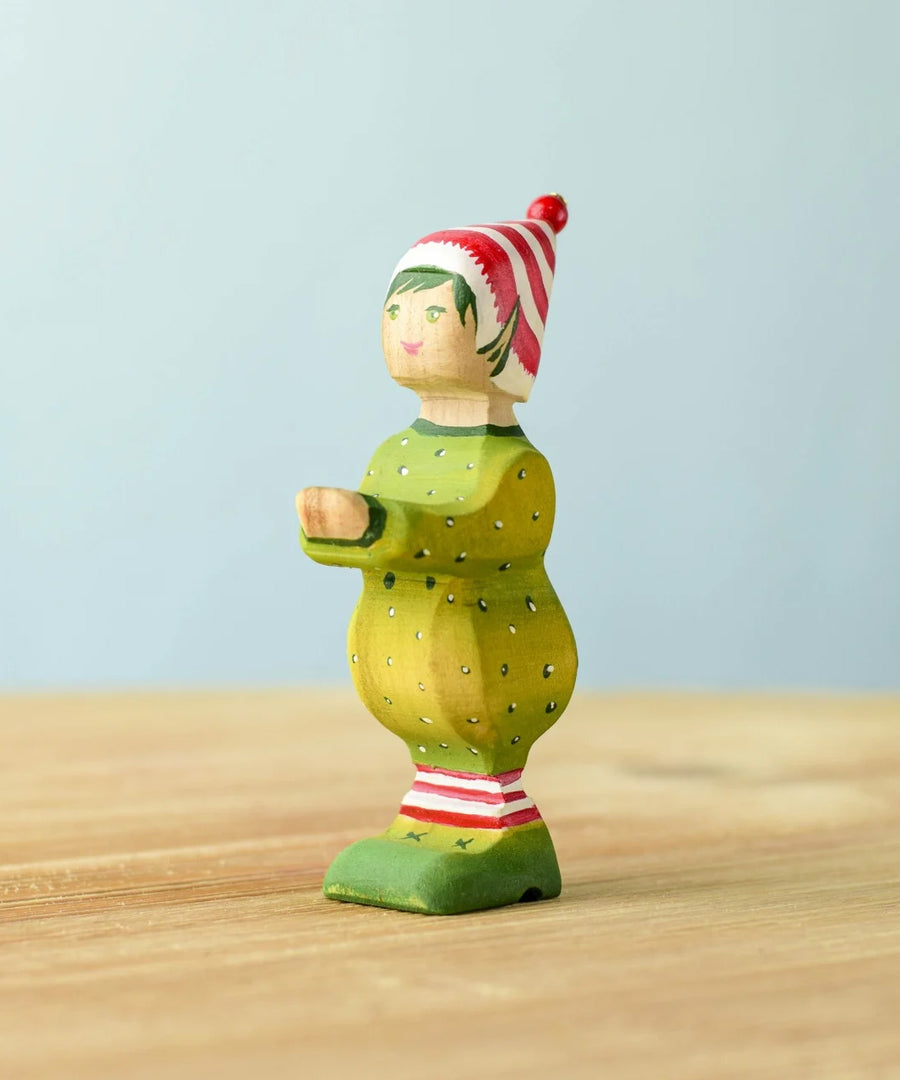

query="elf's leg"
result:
[322,765,561,914]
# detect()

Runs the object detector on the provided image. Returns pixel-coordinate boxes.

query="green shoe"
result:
[323,818,561,915]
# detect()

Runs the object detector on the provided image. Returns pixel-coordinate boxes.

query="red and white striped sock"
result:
[398,764,542,830]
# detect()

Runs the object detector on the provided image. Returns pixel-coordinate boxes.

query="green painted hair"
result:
[385,266,478,331]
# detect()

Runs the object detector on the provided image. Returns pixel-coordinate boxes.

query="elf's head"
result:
[382,194,568,402]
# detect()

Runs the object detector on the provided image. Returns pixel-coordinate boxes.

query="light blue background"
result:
[2,1,898,691]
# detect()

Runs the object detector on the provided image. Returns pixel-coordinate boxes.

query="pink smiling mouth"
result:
[401,340,424,356]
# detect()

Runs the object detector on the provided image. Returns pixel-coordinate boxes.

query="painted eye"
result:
[425,306,445,324]
[387,304,399,321]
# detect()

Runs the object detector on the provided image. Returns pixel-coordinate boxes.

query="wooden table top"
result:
[2,690,898,1079]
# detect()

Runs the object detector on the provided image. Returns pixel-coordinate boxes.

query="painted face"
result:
[382,277,494,394]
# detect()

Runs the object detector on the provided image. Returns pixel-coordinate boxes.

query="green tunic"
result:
[300,418,577,775]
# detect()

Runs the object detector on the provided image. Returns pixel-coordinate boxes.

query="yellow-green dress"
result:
[300,418,577,913]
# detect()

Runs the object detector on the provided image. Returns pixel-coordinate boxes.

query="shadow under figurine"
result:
[296,193,577,914]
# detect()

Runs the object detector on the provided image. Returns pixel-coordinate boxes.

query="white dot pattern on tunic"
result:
[346,432,568,772]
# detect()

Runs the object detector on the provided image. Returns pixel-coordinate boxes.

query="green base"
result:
[323,819,561,915]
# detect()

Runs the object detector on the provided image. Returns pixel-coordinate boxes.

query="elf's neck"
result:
[417,392,519,429]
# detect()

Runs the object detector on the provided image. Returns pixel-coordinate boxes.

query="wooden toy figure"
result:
[296,193,576,914]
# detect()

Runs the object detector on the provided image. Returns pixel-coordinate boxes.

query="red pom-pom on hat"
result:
[527,193,568,234]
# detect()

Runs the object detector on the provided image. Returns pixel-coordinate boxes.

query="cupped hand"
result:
[296,487,370,540]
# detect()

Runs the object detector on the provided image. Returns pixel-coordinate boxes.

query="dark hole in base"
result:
[519,887,543,903]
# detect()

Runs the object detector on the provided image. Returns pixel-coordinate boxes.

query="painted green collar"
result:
[411,418,526,439]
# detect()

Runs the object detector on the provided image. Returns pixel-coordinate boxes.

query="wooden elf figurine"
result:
[296,194,576,914]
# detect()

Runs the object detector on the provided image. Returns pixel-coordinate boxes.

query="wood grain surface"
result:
[2,690,898,1079]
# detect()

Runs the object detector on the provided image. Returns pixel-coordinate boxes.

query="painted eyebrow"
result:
[425,305,447,312]
[386,302,399,310]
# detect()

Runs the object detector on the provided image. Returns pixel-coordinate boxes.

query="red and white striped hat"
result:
[389,193,568,401]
